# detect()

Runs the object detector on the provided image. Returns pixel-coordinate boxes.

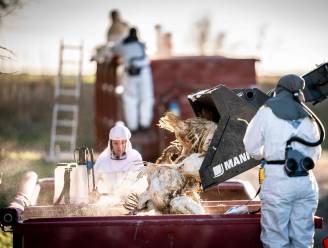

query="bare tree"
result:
[0,45,16,74]
[0,0,24,73]
[256,23,268,53]
[0,0,23,19]
[194,16,211,55]
[213,31,226,55]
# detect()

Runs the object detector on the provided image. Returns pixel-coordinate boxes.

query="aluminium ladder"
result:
[49,40,83,161]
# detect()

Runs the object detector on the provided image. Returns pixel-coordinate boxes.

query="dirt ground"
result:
[235,151,328,247]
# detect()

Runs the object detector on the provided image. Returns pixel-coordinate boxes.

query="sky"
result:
[0,0,327,76]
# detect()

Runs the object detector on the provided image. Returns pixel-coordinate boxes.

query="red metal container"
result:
[11,206,323,248]
[14,214,263,248]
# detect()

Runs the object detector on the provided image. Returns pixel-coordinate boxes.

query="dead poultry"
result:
[124,112,217,215]
[124,153,205,214]
[125,112,217,214]
[156,112,217,164]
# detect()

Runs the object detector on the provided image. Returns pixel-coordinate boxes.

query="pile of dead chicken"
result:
[124,112,217,215]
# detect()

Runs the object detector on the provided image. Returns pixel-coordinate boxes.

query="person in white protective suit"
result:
[111,27,154,132]
[107,9,129,43]
[94,123,146,195]
[243,74,322,248]
[90,10,128,64]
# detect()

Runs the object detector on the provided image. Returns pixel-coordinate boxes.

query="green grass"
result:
[0,150,57,248]
[0,73,95,85]
[0,150,56,208]
[0,231,12,248]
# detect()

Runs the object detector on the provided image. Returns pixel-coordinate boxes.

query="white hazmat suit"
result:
[243,106,321,248]
[94,123,147,196]
[112,30,154,131]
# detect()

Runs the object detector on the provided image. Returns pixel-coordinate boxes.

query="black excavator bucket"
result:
[188,85,269,190]
[192,63,328,190]
[302,62,328,104]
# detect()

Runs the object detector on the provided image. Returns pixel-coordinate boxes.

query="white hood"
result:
[94,122,143,173]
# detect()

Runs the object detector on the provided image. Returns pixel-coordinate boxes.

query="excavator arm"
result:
[194,62,328,189]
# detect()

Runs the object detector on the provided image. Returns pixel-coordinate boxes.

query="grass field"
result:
[0,150,56,247]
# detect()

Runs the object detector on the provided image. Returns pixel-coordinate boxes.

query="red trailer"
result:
[0,173,323,248]
[10,214,323,248]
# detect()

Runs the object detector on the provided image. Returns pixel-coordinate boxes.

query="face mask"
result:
[110,151,127,160]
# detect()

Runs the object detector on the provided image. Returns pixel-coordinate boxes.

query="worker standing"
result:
[111,27,154,132]
[90,9,128,63]
[107,9,129,43]
[243,75,322,248]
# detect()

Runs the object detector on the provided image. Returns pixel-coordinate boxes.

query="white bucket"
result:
[53,163,89,204]
[70,164,89,204]
[53,163,69,204]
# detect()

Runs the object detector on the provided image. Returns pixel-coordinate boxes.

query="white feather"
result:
[180,153,204,179]
[170,196,205,214]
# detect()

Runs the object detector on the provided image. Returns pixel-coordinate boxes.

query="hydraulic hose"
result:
[286,98,325,147]
[266,88,325,148]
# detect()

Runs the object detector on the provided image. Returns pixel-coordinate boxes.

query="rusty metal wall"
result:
[95,59,123,151]
[151,56,258,121]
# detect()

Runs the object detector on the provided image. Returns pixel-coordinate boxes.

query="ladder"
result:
[49,40,83,161]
